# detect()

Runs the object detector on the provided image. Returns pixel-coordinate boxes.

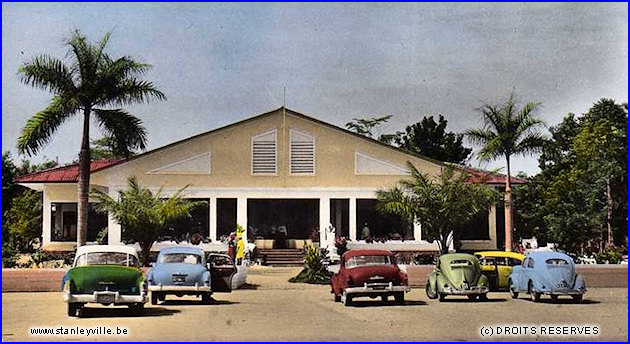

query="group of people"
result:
[226,232,245,265]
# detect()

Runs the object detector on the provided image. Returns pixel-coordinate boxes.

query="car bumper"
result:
[148,285,212,292]
[442,286,488,295]
[538,289,586,296]
[63,291,146,304]
[345,282,410,295]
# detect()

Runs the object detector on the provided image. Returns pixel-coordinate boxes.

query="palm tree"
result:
[466,94,546,251]
[16,30,165,247]
[91,177,200,266]
[377,163,499,254]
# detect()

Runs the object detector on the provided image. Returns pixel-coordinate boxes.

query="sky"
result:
[2,2,627,176]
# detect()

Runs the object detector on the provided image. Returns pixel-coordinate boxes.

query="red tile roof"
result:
[455,165,527,185]
[14,159,120,183]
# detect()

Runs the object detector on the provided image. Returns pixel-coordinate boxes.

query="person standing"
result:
[227,232,236,262]
[361,223,371,241]
[236,236,245,265]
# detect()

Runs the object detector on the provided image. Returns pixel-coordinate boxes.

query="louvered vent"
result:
[290,129,315,174]
[252,130,277,174]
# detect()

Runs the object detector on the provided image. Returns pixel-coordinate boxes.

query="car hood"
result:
[346,265,401,286]
[148,263,208,286]
[66,265,143,294]
[442,266,480,288]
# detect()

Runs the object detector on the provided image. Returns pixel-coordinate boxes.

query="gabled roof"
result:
[454,164,527,185]
[14,159,119,183]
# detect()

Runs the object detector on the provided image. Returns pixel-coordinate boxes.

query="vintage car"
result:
[474,251,525,290]
[146,247,236,304]
[508,251,586,302]
[61,245,147,317]
[330,249,409,306]
[425,253,489,301]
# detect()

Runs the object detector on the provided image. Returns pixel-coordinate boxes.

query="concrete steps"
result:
[258,249,305,266]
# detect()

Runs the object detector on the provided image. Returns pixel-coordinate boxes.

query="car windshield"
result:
[546,258,569,266]
[159,253,201,265]
[346,255,392,268]
[75,252,139,267]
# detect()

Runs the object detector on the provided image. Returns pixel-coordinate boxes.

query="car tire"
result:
[426,281,438,300]
[129,303,144,315]
[438,294,446,302]
[508,279,519,299]
[467,295,477,301]
[478,293,488,301]
[550,295,558,302]
[381,295,388,302]
[151,292,159,305]
[572,295,583,303]
[201,293,212,304]
[341,290,352,307]
[67,303,80,317]
[529,281,541,302]
[394,292,404,305]
[334,294,341,302]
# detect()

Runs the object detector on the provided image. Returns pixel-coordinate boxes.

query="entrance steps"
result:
[257,248,305,266]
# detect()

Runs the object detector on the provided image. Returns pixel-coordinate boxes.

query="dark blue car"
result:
[146,246,236,304]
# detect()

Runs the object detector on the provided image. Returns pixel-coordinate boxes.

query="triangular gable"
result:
[148,152,211,174]
[355,152,410,175]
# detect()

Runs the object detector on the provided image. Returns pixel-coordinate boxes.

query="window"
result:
[346,255,392,268]
[159,253,201,265]
[527,258,535,268]
[252,130,277,174]
[75,252,139,267]
[290,129,315,174]
[546,258,569,265]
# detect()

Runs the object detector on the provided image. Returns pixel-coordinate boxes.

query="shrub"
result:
[595,246,626,264]
[95,227,108,245]
[289,245,333,284]
[2,240,20,268]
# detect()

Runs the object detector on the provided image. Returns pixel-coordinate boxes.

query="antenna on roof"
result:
[283,85,286,107]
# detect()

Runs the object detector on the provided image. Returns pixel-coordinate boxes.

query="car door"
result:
[516,257,529,291]
[207,253,237,293]
[496,257,511,288]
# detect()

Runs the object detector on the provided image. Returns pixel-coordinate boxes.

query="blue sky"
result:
[2,2,627,175]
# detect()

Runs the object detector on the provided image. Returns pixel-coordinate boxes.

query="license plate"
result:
[172,275,186,283]
[96,293,115,303]
[372,285,386,290]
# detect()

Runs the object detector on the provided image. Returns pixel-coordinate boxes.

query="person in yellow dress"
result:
[235,236,245,265]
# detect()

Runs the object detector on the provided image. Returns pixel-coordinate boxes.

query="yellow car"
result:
[474,251,525,291]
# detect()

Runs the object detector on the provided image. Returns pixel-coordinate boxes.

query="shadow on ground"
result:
[437,297,508,303]
[348,300,427,307]
[159,298,239,306]
[78,307,179,318]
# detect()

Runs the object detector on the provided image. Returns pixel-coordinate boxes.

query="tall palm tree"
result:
[17,30,165,247]
[466,94,546,251]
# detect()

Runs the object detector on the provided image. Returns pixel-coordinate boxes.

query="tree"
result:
[90,135,139,160]
[395,115,472,164]
[345,115,396,143]
[16,30,165,247]
[376,164,499,253]
[91,177,200,265]
[466,94,546,251]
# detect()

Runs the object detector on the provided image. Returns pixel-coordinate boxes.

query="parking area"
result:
[2,267,627,341]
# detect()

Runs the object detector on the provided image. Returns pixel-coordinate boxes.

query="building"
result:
[16,107,525,255]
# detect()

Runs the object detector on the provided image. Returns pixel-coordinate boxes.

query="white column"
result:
[413,218,422,241]
[349,197,357,241]
[488,203,497,249]
[319,196,330,248]
[236,197,248,241]
[209,197,217,242]
[42,191,52,246]
[107,189,122,245]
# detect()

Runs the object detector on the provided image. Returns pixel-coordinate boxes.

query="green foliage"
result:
[90,136,140,160]
[395,115,472,164]
[91,176,201,265]
[3,189,43,252]
[345,115,395,143]
[594,246,626,264]
[2,240,21,268]
[377,164,499,253]
[95,227,108,245]
[514,99,627,253]
[289,245,333,284]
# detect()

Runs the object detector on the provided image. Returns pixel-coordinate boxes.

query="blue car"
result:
[508,251,586,303]
[146,247,236,304]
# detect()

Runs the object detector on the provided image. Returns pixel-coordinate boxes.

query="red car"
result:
[330,249,409,306]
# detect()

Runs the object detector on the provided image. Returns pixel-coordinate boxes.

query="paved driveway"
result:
[2,267,627,341]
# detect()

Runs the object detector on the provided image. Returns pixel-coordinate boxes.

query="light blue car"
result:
[146,247,235,304]
[508,251,586,303]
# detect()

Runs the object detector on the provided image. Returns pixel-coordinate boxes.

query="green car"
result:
[425,253,489,302]
[62,245,147,317]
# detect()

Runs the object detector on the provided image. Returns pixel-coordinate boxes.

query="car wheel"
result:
[381,295,388,302]
[478,293,488,301]
[394,292,404,305]
[508,279,519,299]
[129,303,144,315]
[158,293,165,301]
[201,293,212,304]
[426,281,438,300]
[467,295,477,301]
[438,294,446,302]
[67,303,80,317]
[151,292,159,305]
[528,281,540,302]
[341,290,353,306]
[550,295,558,302]
[334,294,341,302]
[572,295,583,303]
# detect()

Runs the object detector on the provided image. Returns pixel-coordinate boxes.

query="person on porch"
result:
[361,223,372,242]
